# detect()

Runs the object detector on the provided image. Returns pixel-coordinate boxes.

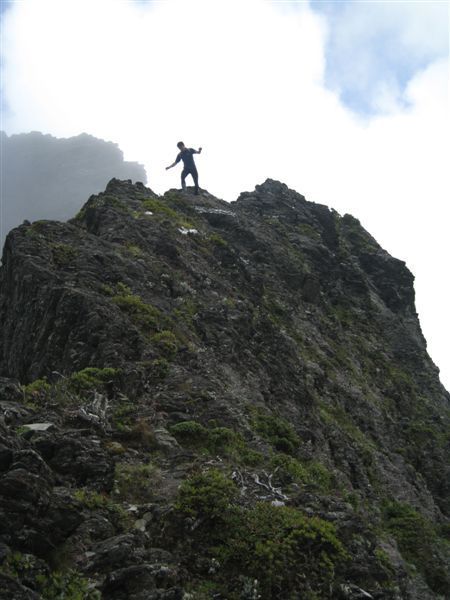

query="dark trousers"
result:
[181,167,199,194]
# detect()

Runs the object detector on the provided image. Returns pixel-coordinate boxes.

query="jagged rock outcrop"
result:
[0,178,449,599]
[0,131,147,251]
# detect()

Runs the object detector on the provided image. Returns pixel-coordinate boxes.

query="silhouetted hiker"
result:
[166,141,202,195]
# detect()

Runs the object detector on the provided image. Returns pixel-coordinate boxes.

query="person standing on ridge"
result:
[166,141,202,195]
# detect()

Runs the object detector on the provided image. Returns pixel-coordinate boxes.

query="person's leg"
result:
[191,167,199,195]
[181,168,188,190]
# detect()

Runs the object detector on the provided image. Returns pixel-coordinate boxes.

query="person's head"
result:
[177,141,185,150]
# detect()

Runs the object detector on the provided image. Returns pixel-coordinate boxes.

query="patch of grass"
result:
[103,195,130,212]
[142,197,179,220]
[261,293,290,328]
[387,365,416,394]
[15,425,32,436]
[51,242,78,267]
[125,418,157,449]
[299,223,321,240]
[208,232,228,247]
[23,364,147,412]
[114,462,161,502]
[74,488,130,529]
[332,304,354,328]
[173,298,198,331]
[185,580,223,599]
[111,400,135,432]
[341,214,379,252]
[123,243,143,257]
[319,403,374,453]
[74,206,87,221]
[73,489,111,510]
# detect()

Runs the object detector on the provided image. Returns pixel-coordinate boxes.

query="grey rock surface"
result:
[0,178,448,598]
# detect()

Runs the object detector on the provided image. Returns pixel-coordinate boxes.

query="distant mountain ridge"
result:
[0,131,147,250]
[0,178,448,599]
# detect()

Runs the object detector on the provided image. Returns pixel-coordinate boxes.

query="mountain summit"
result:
[0,178,449,599]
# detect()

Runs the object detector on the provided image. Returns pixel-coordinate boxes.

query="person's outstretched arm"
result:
[166,155,181,170]
[191,147,202,154]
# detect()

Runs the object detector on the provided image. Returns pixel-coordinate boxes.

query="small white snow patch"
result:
[178,227,198,235]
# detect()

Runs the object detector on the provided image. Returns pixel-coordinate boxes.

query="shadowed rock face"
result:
[0,178,448,599]
[0,131,147,251]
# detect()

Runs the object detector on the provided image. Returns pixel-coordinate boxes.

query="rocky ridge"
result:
[0,178,449,599]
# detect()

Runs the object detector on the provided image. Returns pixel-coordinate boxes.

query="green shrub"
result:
[38,570,100,599]
[151,330,179,359]
[112,292,162,333]
[383,500,450,594]
[222,503,346,598]
[176,469,238,520]
[99,283,114,296]
[150,358,170,380]
[254,412,300,455]
[209,426,238,450]
[173,471,346,599]
[306,461,334,491]
[111,399,135,431]
[69,367,119,393]
[270,453,308,483]
[23,378,51,400]
[169,421,257,463]
[1,552,99,600]
[270,454,334,493]
[170,420,209,446]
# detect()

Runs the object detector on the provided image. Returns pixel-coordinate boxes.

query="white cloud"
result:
[1,0,449,388]
[313,0,449,112]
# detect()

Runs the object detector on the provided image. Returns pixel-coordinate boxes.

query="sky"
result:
[0,0,449,389]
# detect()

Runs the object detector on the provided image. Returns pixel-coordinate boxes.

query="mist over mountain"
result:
[0,131,147,250]
[0,178,449,599]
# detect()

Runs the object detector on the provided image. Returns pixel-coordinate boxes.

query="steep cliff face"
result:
[0,179,449,599]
